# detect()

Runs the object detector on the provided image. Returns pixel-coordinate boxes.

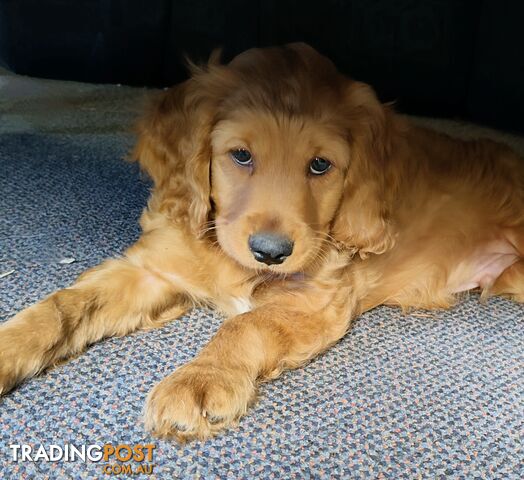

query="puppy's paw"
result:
[144,362,256,441]
[0,304,59,396]
[0,329,26,396]
[0,359,13,397]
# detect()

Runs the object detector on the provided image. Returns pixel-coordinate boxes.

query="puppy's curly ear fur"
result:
[332,81,397,258]
[132,62,229,236]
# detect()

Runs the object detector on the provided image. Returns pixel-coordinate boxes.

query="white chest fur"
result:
[230,297,253,315]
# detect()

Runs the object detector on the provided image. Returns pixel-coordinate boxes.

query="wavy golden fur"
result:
[1,43,523,441]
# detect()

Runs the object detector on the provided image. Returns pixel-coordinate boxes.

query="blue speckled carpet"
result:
[0,73,523,479]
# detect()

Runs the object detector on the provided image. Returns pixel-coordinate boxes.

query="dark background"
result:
[1,0,523,133]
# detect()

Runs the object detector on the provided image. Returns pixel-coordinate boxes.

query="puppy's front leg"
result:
[0,249,188,395]
[145,285,358,441]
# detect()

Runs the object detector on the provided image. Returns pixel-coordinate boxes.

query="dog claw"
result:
[173,422,189,432]
[207,414,224,425]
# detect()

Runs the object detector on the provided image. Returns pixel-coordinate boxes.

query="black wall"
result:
[1,0,523,133]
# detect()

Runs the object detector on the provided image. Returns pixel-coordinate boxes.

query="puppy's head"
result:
[135,43,392,273]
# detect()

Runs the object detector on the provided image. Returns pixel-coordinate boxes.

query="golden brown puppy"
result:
[1,43,523,441]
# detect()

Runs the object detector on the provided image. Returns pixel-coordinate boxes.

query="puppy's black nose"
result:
[248,233,294,265]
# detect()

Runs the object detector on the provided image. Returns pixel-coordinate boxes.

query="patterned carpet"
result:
[0,72,523,479]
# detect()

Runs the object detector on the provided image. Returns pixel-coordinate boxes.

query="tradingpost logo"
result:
[9,443,156,476]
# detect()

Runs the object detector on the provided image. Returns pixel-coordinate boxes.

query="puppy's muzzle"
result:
[248,233,294,265]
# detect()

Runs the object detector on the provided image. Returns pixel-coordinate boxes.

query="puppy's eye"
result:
[230,148,253,166]
[309,157,332,175]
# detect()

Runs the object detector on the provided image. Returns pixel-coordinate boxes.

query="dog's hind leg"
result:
[491,260,524,302]
[490,227,524,302]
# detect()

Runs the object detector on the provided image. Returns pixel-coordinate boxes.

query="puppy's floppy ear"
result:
[132,66,226,236]
[332,81,396,258]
